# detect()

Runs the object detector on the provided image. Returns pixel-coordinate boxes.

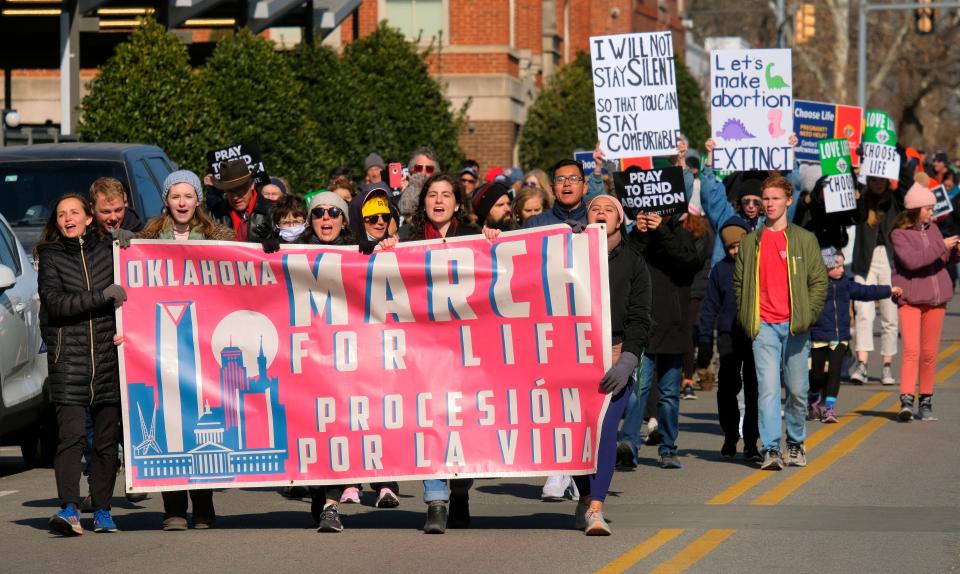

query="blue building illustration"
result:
[128,302,288,482]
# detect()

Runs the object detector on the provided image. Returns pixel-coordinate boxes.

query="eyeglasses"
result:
[523,181,539,188]
[741,198,762,207]
[413,164,436,175]
[363,213,392,225]
[554,175,584,185]
[311,206,343,219]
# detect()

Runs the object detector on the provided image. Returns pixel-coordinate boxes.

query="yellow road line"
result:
[596,529,684,574]
[936,341,960,361]
[648,530,736,574]
[707,391,888,505]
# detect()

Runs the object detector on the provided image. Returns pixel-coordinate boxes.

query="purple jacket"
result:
[890,221,957,307]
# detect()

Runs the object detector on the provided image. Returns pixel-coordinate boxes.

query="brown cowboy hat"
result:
[213,158,253,190]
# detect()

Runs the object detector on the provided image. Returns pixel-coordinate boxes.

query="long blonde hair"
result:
[141,202,221,239]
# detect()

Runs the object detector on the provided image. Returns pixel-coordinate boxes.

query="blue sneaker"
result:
[93,509,118,533]
[50,505,83,536]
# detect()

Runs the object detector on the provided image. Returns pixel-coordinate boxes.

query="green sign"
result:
[863,110,896,146]
[818,138,855,213]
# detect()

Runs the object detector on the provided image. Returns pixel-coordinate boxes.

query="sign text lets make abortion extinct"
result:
[115,226,612,492]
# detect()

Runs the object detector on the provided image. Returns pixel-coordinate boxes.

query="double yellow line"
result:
[597,341,960,574]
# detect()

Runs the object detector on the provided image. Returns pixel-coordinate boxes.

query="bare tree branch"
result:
[796,47,828,90]
[868,26,908,94]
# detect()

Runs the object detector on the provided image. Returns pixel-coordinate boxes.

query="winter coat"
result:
[890,221,957,307]
[810,276,892,343]
[850,187,902,277]
[629,218,706,354]
[120,207,145,232]
[522,200,588,229]
[697,256,737,343]
[138,221,235,241]
[689,227,715,300]
[37,231,120,406]
[607,239,652,359]
[734,223,828,339]
[205,189,274,243]
[397,219,481,241]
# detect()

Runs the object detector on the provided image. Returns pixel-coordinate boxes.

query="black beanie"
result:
[472,182,512,224]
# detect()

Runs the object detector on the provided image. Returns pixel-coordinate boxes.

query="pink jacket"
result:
[890,221,957,307]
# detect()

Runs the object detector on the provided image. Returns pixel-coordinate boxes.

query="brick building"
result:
[327,0,685,170]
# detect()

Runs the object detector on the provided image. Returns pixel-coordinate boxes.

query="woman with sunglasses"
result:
[397,173,480,242]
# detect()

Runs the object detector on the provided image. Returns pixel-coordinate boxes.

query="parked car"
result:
[0,212,51,467]
[0,143,175,249]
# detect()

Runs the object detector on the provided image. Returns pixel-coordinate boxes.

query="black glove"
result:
[565,219,586,233]
[110,227,136,248]
[600,351,639,394]
[102,284,127,306]
[262,236,281,254]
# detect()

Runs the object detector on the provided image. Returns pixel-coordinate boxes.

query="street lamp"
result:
[0,109,20,147]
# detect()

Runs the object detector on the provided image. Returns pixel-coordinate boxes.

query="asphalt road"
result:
[2,302,960,574]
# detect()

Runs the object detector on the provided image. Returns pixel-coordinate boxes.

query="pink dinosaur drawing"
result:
[768,109,785,138]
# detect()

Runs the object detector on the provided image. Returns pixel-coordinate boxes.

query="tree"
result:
[676,56,710,149]
[291,23,467,176]
[198,29,333,193]
[77,18,220,175]
[518,52,596,171]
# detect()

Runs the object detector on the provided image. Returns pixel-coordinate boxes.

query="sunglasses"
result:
[460,177,477,184]
[523,181,539,188]
[413,164,436,175]
[311,206,343,219]
[363,213,392,225]
[741,198,762,207]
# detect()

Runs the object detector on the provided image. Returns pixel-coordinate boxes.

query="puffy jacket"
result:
[522,200,587,229]
[608,239,652,358]
[734,223,828,339]
[697,256,737,343]
[629,218,706,354]
[890,221,957,307]
[810,277,891,343]
[850,186,902,277]
[37,231,120,406]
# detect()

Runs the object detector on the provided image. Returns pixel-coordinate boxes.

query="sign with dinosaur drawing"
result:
[710,49,794,171]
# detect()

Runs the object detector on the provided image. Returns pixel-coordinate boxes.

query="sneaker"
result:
[898,394,914,422]
[317,504,343,533]
[760,450,784,471]
[785,444,807,467]
[616,442,637,469]
[881,364,895,386]
[93,508,118,533]
[721,439,738,459]
[659,453,683,469]
[423,501,447,534]
[917,395,938,421]
[807,400,822,421]
[821,407,838,424]
[742,448,763,463]
[375,487,400,508]
[49,505,83,536]
[849,361,868,385]
[162,516,188,531]
[574,500,589,530]
[448,492,470,528]
[125,492,148,503]
[542,475,573,500]
[584,508,612,536]
[681,385,697,400]
[340,486,361,504]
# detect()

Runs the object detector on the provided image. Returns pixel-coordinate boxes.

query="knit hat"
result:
[587,194,625,229]
[472,181,513,224]
[501,167,523,186]
[268,177,287,195]
[904,182,937,209]
[484,167,504,184]
[719,215,749,249]
[308,191,350,225]
[364,153,385,171]
[820,246,840,268]
[163,169,203,203]
[736,177,763,201]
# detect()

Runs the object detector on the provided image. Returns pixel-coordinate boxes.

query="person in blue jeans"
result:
[422,478,474,533]
[733,175,827,471]
[618,207,708,469]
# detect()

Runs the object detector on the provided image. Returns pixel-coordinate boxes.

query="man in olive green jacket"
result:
[734,175,827,472]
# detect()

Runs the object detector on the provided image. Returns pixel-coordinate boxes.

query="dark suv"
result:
[0,143,175,249]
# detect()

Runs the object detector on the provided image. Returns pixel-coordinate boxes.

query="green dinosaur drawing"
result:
[765,63,790,89]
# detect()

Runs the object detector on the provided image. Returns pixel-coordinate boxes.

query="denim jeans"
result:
[753,322,810,453]
[618,353,681,458]
[422,478,473,504]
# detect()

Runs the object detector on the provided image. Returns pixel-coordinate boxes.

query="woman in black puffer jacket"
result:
[35,194,127,536]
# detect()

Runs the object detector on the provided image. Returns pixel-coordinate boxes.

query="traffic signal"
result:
[795,3,816,44]
[915,0,935,34]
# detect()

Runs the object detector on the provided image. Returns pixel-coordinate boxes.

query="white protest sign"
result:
[860,110,900,181]
[818,138,856,213]
[590,31,681,159]
[710,49,794,171]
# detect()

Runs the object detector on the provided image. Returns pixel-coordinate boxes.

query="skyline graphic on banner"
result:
[127,301,288,482]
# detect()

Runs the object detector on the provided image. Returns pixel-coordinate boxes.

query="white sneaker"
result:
[542,475,572,501]
[584,508,611,536]
[339,487,361,504]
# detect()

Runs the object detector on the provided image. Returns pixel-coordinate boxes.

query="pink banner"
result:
[116,225,611,492]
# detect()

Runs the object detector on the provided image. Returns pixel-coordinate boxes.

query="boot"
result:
[897,394,914,422]
[917,394,937,421]
[423,501,447,534]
